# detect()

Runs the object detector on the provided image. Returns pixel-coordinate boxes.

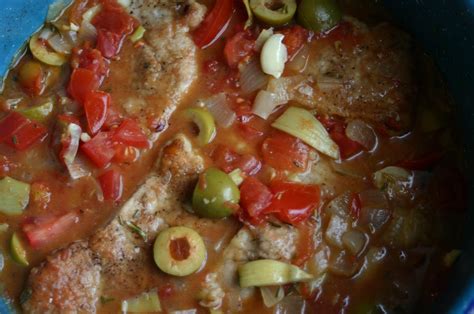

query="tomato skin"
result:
[71,46,109,81]
[5,120,48,150]
[0,112,29,143]
[96,29,124,58]
[240,177,273,218]
[99,169,123,201]
[113,119,149,148]
[279,25,309,59]
[193,0,235,48]
[262,131,310,173]
[224,31,255,68]
[103,106,124,130]
[265,181,320,225]
[22,211,79,248]
[68,68,101,104]
[80,131,115,168]
[84,91,111,135]
[212,145,261,175]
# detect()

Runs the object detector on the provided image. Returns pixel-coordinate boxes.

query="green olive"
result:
[10,233,29,266]
[250,0,297,26]
[192,168,240,218]
[153,226,206,276]
[297,0,342,33]
[186,107,216,146]
[29,34,67,66]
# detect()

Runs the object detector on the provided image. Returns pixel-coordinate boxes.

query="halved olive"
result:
[153,226,206,277]
[297,0,342,33]
[185,107,216,146]
[250,0,297,26]
[29,34,67,66]
[192,168,240,218]
[10,232,29,266]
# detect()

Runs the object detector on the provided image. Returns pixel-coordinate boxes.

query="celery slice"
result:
[0,177,30,215]
[130,26,146,43]
[10,233,29,266]
[19,101,54,123]
[228,168,244,186]
[121,290,161,313]
[239,259,313,288]
[272,107,340,159]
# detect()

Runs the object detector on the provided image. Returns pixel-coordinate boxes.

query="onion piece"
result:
[240,58,269,94]
[272,107,340,159]
[83,5,102,23]
[345,120,377,151]
[252,90,284,120]
[328,249,358,277]
[203,93,236,128]
[38,28,53,40]
[48,34,73,55]
[78,21,97,43]
[255,28,274,51]
[342,230,367,256]
[63,124,90,179]
[325,214,349,248]
[324,192,351,217]
[260,286,285,307]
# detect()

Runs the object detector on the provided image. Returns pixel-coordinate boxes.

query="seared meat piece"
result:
[23,135,209,313]
[268,18,415,127]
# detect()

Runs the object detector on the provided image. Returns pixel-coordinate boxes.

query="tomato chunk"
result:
[265,181,320,225]
[84,91,111,135]
[99,169,123,201]
[240,177,273,218]
[71,46,109,81]
[113,119,149,148]
[193,0,234,48]
[262,131,310,173]
[0,112,29,143]
[224,31,255,68]
[5,120,48,150]
[279,25,309,59]
[212,145,261,175]
[81,131,115,168]
[22,211,79,248]
[96,29,124,59]
[67,68,101,104]
[92,1,136,35]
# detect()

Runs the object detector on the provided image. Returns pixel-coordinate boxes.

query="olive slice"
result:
[192,167,240,218]
[185,107,216,146]
[249,0,297,26]
[153,226,206,277]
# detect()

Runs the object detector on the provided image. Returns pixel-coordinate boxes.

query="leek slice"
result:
[30,34,67,66]
[272,107,340,159]
[239,259,313,288]
[19,101,54,123]
[0,177,30,215]
[130,26,146,43]
[121,290,161,313]
[10,233,29,266]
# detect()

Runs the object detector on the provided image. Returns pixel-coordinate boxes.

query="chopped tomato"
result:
[113,119,149,148]
[0,112,29,143]
[240,177,273,218]
[397,151,444,171]
[193,0,234,48]
[224,31,255,68]
[103,106,124,130]
[318,115,363,159]
[262,131,310,173]
[99,169,123,201]
[71,46,109,81]
[96,29,124,59]
[279,25,309,59]
[92,1,136,35]
[84,91,111,135]
[265,181,320,225]
[349,192,361,220]
[22,211,79,248]
[5,120,48,150]
[81,131,115,168]
[212,145,261,175]
[67,68,101,104]
[113,144,139,163]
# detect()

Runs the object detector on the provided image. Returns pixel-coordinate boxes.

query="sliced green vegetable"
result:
[10,233,29,266]
[121,289,161,313]
[130,25,146,43]
[19,101,54,123]
[272,106,339,159]
[30,34,67,66]
[239,259,313,288]
[192,168,240,218]
[243,0,254,29]
[373,166,411,190]
[0,177,31,215]
[186,108,216,146]
[228,168,244,186]
[297,0,342,33]
[250,0,297,26]
[153,226,206,277]
[443,249,461,267]
[260,286,285,307]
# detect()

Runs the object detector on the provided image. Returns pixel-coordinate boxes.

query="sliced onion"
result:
[346,120,377,151]
[38,27,53,40]
[63,124,90,179]
[48,34,73,55]
[325,214,349,248]
[252,90,285,120]
[240,58,269,94]
[203,93,236,128]
[78,21,97,43]
[260,286,285,307]
[342,230,367,256]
